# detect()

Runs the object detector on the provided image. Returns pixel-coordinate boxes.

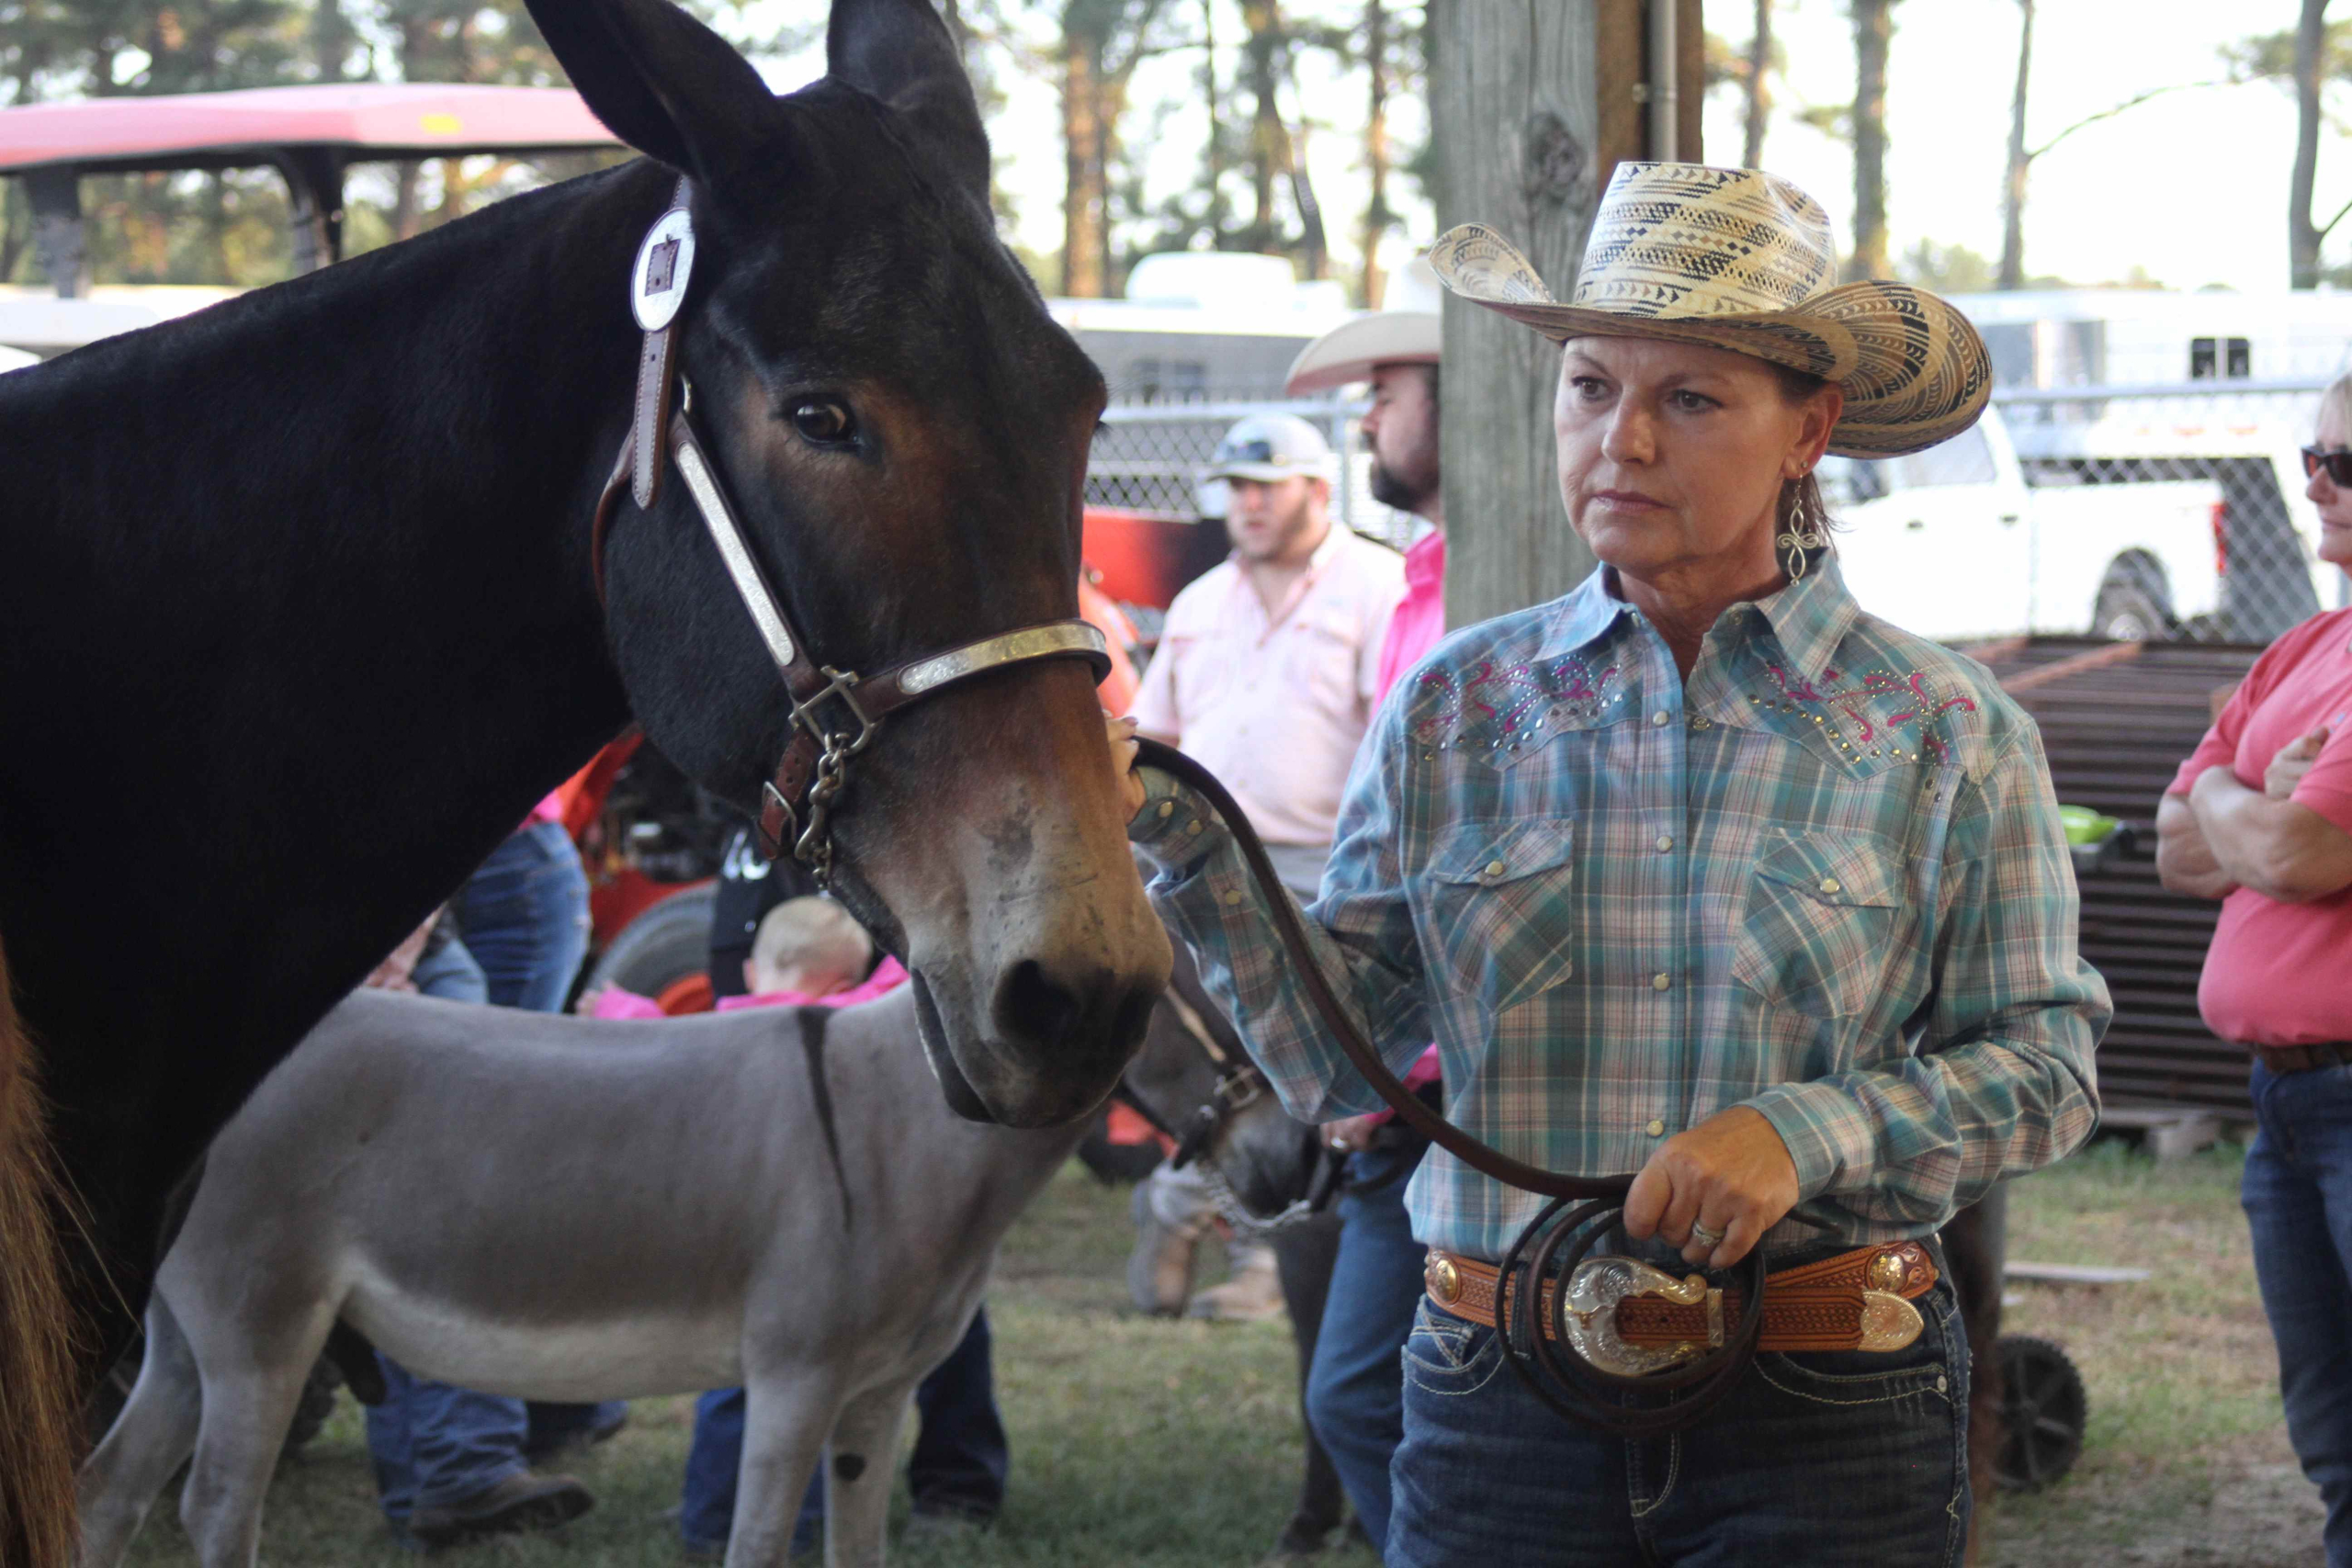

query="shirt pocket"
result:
[1416,818,1578,1020]
[1293,610,1366,716]
[1729,831,1902,1021]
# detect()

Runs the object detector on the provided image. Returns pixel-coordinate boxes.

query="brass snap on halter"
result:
[1427,1255,1463,1304]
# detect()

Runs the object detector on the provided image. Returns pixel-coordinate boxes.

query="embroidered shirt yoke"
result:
[1131,558,2109,1262]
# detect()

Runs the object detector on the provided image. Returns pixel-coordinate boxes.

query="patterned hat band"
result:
[1427,162,1991,460]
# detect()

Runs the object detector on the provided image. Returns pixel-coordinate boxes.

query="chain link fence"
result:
[1090,381,2348,647]
[1091,397,1421,551]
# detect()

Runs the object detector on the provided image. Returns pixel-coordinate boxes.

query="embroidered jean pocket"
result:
[1729,832,1901,1021]
[1402,1298,1504,1395]
[1417,819,1577,1019]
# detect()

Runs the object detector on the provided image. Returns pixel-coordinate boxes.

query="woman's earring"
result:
[1776,481,1826,581]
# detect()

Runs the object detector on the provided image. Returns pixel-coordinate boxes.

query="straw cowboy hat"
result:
[1427,162,1990,459]
[1283,256,1442,394]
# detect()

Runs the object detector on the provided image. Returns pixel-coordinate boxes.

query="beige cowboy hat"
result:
[1427,162,1990,459]
[1283,256,1442,394]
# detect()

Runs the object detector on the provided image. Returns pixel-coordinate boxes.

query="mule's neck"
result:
[0,159,672,1075]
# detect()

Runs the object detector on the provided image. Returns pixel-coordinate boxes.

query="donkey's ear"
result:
[826,0,990,204]
[526,0,778,183]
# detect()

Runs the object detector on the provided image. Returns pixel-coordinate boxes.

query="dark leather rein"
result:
[590,179,1110,882]
[1133,738,1770,1437]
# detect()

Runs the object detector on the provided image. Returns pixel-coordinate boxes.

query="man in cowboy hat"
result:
[1125,412,1404,1324]
[1117,163,2104,1566]
[1283,258,1448,1556]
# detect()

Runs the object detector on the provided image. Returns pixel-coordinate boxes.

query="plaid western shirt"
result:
[1132,558,2108,1262]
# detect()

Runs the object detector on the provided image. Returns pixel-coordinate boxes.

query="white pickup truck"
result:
[1818,405,2224,644]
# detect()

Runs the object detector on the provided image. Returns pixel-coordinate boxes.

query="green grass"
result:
[114,1144,2314,1567]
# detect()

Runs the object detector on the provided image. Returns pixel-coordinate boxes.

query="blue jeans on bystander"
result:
[1385,1273,1969,1568]
[2243,1059,2352,1567]
[678,1307,1008,1555]
[1302,1138,1426,1552]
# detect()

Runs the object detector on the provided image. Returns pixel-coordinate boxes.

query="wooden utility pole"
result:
[1430,0,1700,627]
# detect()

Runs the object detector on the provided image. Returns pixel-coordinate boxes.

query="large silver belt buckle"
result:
[1562,1258,1716,1378]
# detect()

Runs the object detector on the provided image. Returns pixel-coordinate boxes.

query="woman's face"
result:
[2309,399,2352,572]
[1555,336,1840,590]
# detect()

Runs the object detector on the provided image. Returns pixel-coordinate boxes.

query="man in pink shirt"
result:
[1278,262,1444,1554]
[2159,375,2352,1563]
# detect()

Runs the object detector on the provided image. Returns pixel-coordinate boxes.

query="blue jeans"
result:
[2245,1060,2352,1566]
[449,819,592,1012]
[678,1307,1008,1552]
[1385,1277,1969,1567]
[1303,1139,1426,1552]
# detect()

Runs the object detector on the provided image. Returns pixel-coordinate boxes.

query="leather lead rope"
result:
[1133,737,1769,1437]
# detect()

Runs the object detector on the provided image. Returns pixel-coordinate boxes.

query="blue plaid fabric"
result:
[1132,558,2108,1262]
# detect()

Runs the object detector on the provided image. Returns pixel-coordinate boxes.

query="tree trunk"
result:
[2291,0,2327,288]
[1062,32,1107,297]
[1430,0,1608,626]
[1997,0,2032,290]
[1360,0,1392,305]
[1845,0,1894,281]
[1741,0,1770,168]
[1242,0,1284,254]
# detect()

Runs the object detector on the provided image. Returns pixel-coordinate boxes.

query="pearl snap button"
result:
[1223,890,1243,906]
[1655,835,1673,852]
[1651,972,1671,991]
[1819,877,1841,895]
[1185,820,1204,837]
[1645,1119,1666,1137]
[1652,710,1671,728]
[1484,859,1506,877]
[1157,800,1174,819]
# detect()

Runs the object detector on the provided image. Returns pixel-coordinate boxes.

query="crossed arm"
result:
[2158,729,2352,905]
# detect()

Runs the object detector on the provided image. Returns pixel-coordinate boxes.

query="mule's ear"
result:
[826,0,990,204]
[526,0,777,183]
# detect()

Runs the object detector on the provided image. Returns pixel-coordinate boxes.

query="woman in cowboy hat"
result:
[1114,161,2106,1566]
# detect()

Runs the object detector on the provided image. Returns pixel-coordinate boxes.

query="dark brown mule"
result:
[0,3,1168,1557]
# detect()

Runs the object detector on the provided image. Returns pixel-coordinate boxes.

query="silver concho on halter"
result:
[631,208,696,333]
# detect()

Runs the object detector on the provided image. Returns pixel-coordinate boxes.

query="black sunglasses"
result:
[2303,445,2352,485]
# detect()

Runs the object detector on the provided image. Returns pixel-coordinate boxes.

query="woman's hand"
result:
[1107,714,1147,822]
[1622,1105,1801,1270]
[2266,726,2330,800]
[1320,1113,1384,1155]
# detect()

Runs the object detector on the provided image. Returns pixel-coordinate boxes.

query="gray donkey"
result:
[75,984,1246,1568]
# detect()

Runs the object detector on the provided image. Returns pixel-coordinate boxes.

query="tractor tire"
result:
[1993,1334,2087,1494]
[583,884,718,1013]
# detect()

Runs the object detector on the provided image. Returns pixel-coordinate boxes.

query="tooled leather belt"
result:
[1424,1241,1939,1373]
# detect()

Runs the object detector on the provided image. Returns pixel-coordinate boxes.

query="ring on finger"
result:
[1688,1220,1726,1248]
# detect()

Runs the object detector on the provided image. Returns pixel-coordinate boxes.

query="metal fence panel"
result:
[1093,397,1421,552]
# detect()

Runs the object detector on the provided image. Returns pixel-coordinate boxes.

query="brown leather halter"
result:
[591,179,1111,883]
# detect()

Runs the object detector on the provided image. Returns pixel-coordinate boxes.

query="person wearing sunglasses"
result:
[2160,377,2352,1565]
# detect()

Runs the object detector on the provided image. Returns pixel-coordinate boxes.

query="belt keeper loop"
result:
[1705,1288,1724,1349]
[1503,1263,1537,1359]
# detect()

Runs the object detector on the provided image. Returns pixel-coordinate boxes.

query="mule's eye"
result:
[791,400,855,445]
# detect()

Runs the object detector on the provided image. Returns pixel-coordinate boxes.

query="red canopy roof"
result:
[0,84,620,175]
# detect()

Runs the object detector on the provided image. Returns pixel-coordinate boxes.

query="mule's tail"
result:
[0,933,81,1568]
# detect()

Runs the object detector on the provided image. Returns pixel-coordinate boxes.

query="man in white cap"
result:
[1278,255,1446,1556]
[1125,412,1404,1323]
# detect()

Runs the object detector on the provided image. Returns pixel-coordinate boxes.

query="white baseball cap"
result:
[1201,413,1339,485]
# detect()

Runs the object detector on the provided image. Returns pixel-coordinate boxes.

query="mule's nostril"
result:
[999,958,1082,1047]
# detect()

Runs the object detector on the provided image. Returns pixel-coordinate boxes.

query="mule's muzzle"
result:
[908,961,1159,1128]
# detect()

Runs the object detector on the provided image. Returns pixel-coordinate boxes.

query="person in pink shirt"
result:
[2159,372,2352,1564]
[1278,260,1445,1554]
